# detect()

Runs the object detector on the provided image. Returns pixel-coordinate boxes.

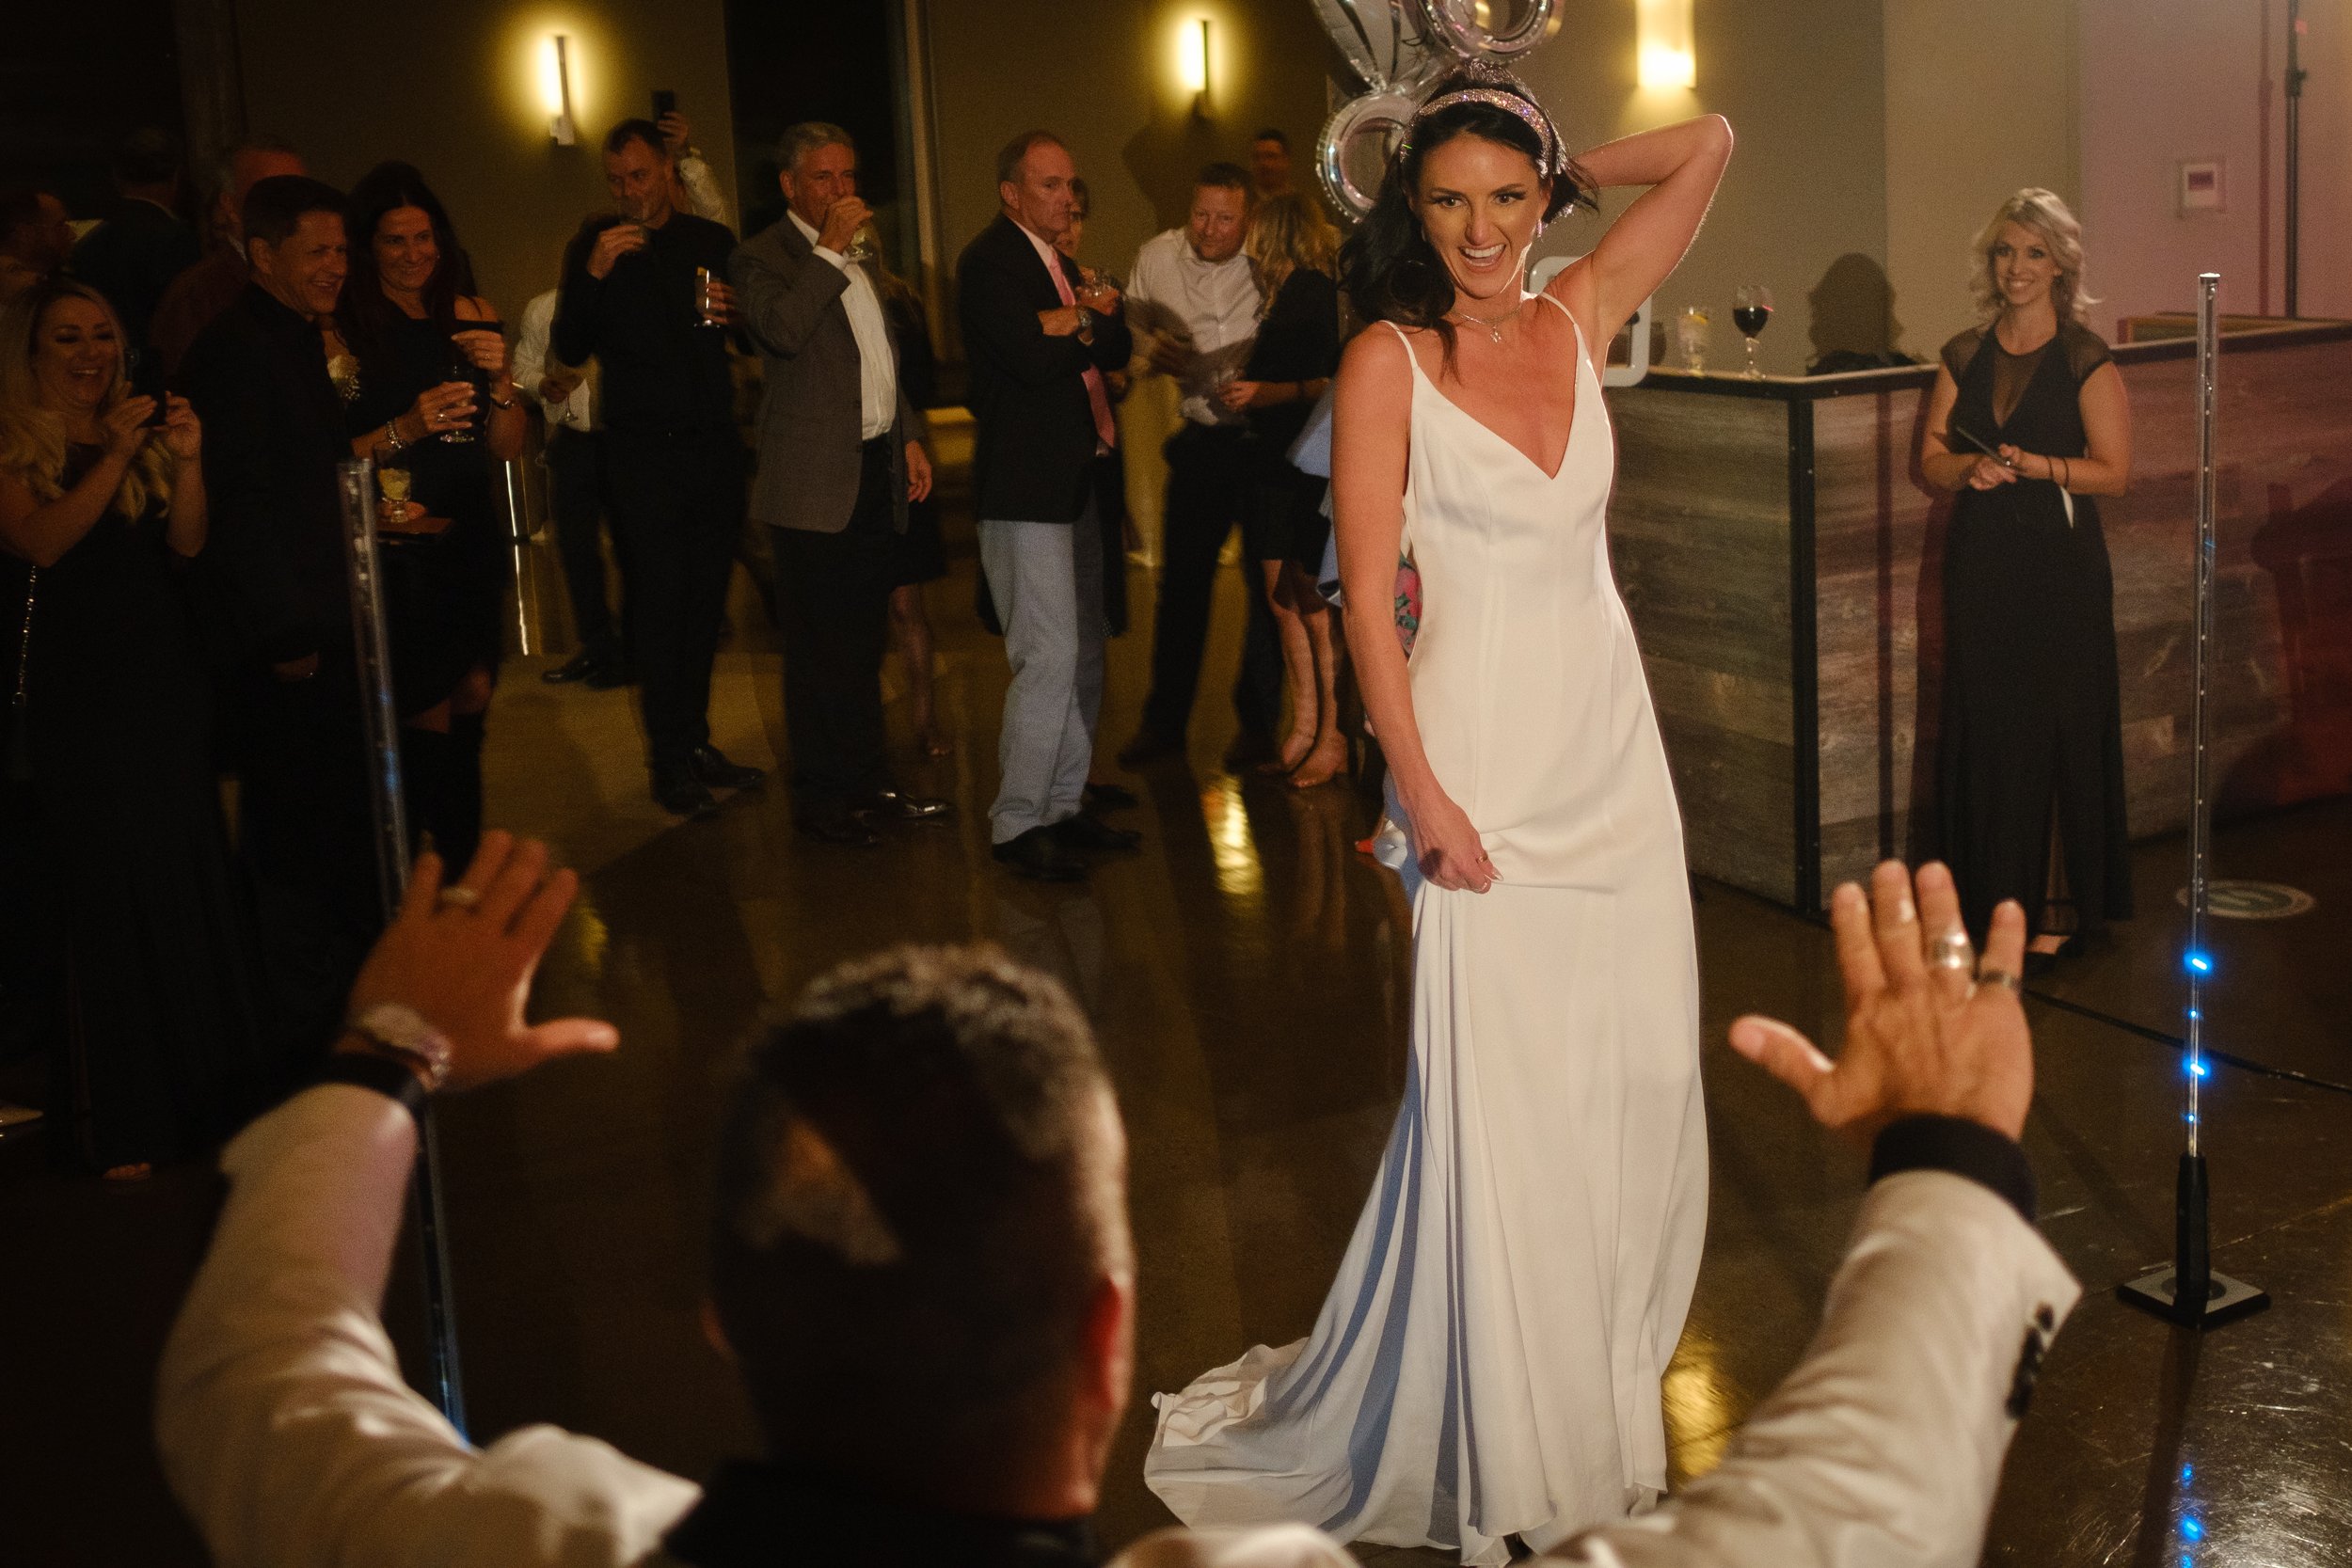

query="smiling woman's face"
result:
[33,294,121,414]
[1413,133,1548,305]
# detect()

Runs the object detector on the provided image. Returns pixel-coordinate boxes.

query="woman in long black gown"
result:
[0,279,268,1179]
[338,164,525,873]
[1920,188,2134,963]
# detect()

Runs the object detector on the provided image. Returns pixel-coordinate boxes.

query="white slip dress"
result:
[1143,297,1708,1565]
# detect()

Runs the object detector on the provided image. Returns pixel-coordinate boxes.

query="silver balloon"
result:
[1415,0,1562,60]
[1316,89,1419,221]
[1312,0,1565,222]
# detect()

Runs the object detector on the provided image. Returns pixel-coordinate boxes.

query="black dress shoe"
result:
[583,658,635,690]
[993,826,1089,882]
[1117,728,1185,769]
[861,788,953,822]
[688,744,766,791]
[653,771,721,820]
[798,810,882,848]
[1083,781,1138,813]
[543,649,604,685]
[1053,813,1141,852]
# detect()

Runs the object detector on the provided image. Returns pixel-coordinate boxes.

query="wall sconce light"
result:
[541,35,578,146]
[1179,18,1212,118]
[1635,0,1695,90]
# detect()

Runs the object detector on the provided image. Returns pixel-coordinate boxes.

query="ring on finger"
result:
[1976,965,2024,994]
[437,885,483,911]
[1930,929,1974,971]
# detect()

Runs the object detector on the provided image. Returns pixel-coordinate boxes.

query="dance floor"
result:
[4,516,2348,1567]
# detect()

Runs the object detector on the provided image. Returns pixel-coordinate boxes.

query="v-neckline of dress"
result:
[1401,303,1586,483]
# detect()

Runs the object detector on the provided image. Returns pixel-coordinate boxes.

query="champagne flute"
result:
[441,346,483,442]
[695,265,726,328]
[1732,285,1774,380]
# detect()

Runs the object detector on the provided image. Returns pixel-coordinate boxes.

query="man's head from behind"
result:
[710,945,1135,1516]
[242,176,348,320]
[1187,163,1251,265]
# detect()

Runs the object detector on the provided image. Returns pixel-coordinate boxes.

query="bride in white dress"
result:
[1143,75,1734,1564]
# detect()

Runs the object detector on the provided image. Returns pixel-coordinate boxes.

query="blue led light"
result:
[2187,1114,2200,1125]
[2182,1517,2205,1543]
[2185,951,2213,974]
[2187,1008,2201,1022]
[2187,1061,2209,1078]
[2182,1464,2195,1482]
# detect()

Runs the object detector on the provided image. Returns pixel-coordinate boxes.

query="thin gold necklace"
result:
[1447,302,1519,344]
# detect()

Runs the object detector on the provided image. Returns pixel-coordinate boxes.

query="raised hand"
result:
[588,221,650,280]
[1729,860,2033,1143]
[342,832,618,1092]
[818,197,874,257]
[102,395,156,461]
[452,327,508,377]
[158,395,202,462]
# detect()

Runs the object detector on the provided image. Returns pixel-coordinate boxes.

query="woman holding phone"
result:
[341,162,525,875]
[1919,188,2133,965]
[0,278,268,1179]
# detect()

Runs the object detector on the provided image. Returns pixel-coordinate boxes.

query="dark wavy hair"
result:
[339,161,477,372]
[1341,75,1593,365]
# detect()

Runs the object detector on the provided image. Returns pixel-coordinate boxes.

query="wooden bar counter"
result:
[1603,322,2352,911]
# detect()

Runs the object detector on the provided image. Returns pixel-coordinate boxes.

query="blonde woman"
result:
[1919,188,2133,964]
[0,278,265,1179]
[1221,192,1344,784]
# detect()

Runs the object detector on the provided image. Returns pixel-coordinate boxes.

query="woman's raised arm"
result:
[1546,116,1733,346]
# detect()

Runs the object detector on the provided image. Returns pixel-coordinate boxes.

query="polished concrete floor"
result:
[4,520,2349,1567]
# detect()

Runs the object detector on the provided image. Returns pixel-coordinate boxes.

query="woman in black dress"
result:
[0,279,268,1178]
[1224,193,1344,785]
[339,163,525,873]
[1920,188,2134,963]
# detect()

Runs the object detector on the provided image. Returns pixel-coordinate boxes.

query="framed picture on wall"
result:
[2178,159,2225,214]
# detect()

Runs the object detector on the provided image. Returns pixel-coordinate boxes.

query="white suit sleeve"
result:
[1108,1171,2077,1568]
[678,152,732,230]
[1549,1171,2079,1568]
[155,1086,701,1568]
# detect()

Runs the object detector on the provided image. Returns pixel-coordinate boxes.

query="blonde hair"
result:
[1969,188,2097,324]
[1245,192,1340,314]
[0,279,172,517]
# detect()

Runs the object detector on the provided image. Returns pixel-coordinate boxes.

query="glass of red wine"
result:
[1732,284,1773,379]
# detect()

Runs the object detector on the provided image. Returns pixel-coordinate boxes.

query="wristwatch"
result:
[345,1002,454,1092]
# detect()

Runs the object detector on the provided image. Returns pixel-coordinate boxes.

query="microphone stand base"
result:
[2118,1268,2269,1329]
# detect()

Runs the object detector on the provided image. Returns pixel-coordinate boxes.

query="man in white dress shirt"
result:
[156,850,2074,1568]
[514,284,628,688]
[1117,165,1283,770]
[729,124,946,847]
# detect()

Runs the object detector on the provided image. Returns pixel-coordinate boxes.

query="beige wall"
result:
[1883,0,2079,356]
[2077,0,2351,331]
[1518,0,1890,376]
[924,0,1334,329]
[233,2,739,325]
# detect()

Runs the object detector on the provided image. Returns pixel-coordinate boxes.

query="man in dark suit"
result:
[958,132,1137,881]
[177,174,379,1065]
[557,119,764,820]
[732,123,949,847]
[71,128,201,356]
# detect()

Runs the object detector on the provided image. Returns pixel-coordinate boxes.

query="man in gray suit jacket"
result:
[731,124,947,847]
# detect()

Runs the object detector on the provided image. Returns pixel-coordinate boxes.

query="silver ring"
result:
[437,885,482,911]
[1976,966,2023,994]
[1930,929,1974,971]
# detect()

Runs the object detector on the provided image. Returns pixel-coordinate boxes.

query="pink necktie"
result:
[1047,257,1119,451]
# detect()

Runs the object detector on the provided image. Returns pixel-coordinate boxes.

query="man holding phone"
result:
[555,119,761,820]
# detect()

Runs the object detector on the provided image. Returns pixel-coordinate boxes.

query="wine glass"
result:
[1732,285,1774,379]
[842,223,880,267]
[1676,307,1711,376]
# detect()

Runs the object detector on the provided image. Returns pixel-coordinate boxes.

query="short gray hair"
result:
[776,121,854,174]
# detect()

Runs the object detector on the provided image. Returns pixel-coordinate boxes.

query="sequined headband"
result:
[1401,87,1566,175]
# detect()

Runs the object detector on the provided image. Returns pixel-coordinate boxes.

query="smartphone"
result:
[126,348,168,425]
[652,89,676,121]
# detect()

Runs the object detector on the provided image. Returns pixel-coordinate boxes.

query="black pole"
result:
[2118,279,2265,1331]
[2286,0,2305,318]
[338,460,469,1431]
